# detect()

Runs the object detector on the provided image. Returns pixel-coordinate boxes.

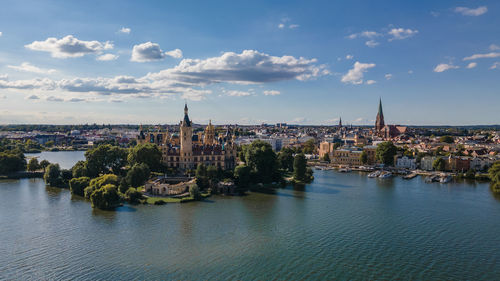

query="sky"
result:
[0,0,499,126]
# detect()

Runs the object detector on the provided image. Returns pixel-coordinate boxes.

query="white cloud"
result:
[0,74,8,80]
[490,62,500,70]
[0,32,2,37]
[263,90,280,96]
[433,63,459,72]
[385,73,393,80]
[67,97,86,102]
[119,27,131,34]
[466,62,477,69]
[463,52,500,61]
[365,40,379,48]
[366,80,376,85]
[348,31,381,39]
[97,53,118,61]
[341,61,376,85]
[345,54,353,60]
[388,28,418,41]
[225,90,251,97]
[291,117,306,124]
[7,62,56,74]
[25,35,113,58]
[289,24,299,29]
[278,23,285,29]
[46,96,63,102]
[490,44,500,51]
[455,6,487,16]
[165,48,183,58]
[0,50,326,101]
[131,42,182,62]
[25,94,39,100]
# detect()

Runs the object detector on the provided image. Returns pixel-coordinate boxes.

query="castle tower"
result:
[375,98,385,132]
[204,119,215,145]
[180,103,193,169]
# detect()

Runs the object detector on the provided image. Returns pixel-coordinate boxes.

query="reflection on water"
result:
[1,170,500,280]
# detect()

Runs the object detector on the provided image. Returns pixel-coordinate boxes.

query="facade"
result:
[331,148,363,166]
[420,156,437,171]
[374,98,407,139]
[138,104,237,171]
[396,156,417,170]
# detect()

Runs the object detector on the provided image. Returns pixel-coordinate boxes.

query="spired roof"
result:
[183,103,191,127]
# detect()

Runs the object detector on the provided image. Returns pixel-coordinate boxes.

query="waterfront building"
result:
[396,156,417,170]
[420,156,437,171]
[331,148,363,166]
[138,104,237,171]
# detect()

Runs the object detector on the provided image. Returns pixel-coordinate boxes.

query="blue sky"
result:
[0,0,499,125]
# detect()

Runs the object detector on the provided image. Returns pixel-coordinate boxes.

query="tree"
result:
[69,177,90,196]
[242,140,280,183]
[433,158,446,171]
[39,160,50,171]
[322,152,331,162]
[45,140,55,147]
[27,158,41,172]
[360,151,368,165]
[206,165,218,189]
[234,165,251,191]
[189,184,202,201]
[84,174,119,199]
[278,148,294,171]
[90,184,122,210]
[439,135,454,144]
[85,144,127,177]
[375,141,397,166]
[0,151,26,174]
[125,187,143,204]
[195,164,210,191]
[72,161,88,178]
[125,163,150,188]
[293,153,308,182]
[43,164,63,187]
[302,139,317,154]
[127,143,163,172]
[489,162,500,193]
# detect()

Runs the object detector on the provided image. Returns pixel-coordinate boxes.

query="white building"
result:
[420,156,437,171]
[396,156,416,170]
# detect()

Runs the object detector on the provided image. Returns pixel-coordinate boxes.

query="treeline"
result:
[0,124,139,132]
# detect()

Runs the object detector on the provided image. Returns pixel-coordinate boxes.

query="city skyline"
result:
[1,0,499,125]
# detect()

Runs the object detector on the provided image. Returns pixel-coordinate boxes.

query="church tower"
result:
[338,117,342,129]
[375,98,385,132]
[180,103,193,169]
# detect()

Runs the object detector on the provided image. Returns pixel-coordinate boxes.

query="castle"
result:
[137,104,237,171]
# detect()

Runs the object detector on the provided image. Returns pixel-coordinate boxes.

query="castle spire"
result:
[182,103,191,127]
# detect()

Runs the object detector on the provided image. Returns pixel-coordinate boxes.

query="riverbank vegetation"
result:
[489,162,500,193]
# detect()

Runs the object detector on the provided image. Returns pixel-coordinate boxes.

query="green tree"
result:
[322,152,331,162]
[39,160,50,171]
[84,174,119,199]
[234,165,251,191]
[0,151,26,174]
[293,153,311,182]
[85,144,127,177]
[127,143,163,172]
[488,162,500,193]
[125,187,143,204]
[90,184,122,210]
[44,140,55,147]
[278,147,295,171]
[302,139,317,154]
[71,160,88,178]
[195,163,210,191]
[43,164,63,187]
[206,165,218,189]
[242,140,280,183]
[189,184,202,200]
[433,158,446,171]
[125,163,150,188]
[69,177,90,196]
[27,158,41,172]
[360,151,368,165]
[439,135,454,144]
[375,141,398,166]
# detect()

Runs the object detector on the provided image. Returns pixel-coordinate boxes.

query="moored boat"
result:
[368,170,381,178]
[379,171,393,178]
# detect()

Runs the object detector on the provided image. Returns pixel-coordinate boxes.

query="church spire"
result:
[375,97,385,131]
[338,117,342,128]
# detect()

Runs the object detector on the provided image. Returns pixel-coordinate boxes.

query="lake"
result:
[1,151,499,280]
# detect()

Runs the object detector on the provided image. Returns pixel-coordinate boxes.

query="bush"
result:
[189,184,201,201]
[125,188,143,204]
[69,177,90,196]
[153,199,166,205]
[27,158,41,172]
[89,184,122,210]
[44,164,64,187]
[84,174,119,199]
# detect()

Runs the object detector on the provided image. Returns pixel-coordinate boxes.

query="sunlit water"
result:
[1,152,500,280]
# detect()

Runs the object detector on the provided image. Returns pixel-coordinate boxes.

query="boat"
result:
[379,171,393,179]
[338,166,352,173]
[368,170,381,178]
[403,172,418,180]
[439,174,452,183]
[425,174,440,183]
[314,166,324,170]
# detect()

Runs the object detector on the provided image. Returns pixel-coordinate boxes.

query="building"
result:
[375,98,385,132]
[396,156,416,170]
[331,148,363,166]
[420,156,437,171]
[374,98,407,139]
[138,104,237,171]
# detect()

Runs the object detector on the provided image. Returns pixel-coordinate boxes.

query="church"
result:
[374,98,407,139]
[137,104,237,171]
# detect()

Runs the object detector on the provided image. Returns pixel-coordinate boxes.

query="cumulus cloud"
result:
[7,62,56,74]
[463,52,500,61]
[67,97,86,102]
[0,50,326,101]
[388,28,418,41]
[225,90,251,97]
[131,42,182,62]
[165,48,183,59]
[46,96,63,102]
[289,24,299,29]
[0,31,2,37]
[26,94,39,100]
[118,27,131,34]
[0,74,8,81]
[490,44,500,51]
[455,6,487,16]
[97,54,118,61]
[348,31,381,39]
[490,62,500,70]
[365,40,379,48]
[263,90,281,96]
[25,35,113,58]
[278,23,285,29]
[365,80,376,85]
[385,73,393,80]
[433,63,459,72]
[466,62,477,69]
[341,61,376,85]
[345,54,353,60]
